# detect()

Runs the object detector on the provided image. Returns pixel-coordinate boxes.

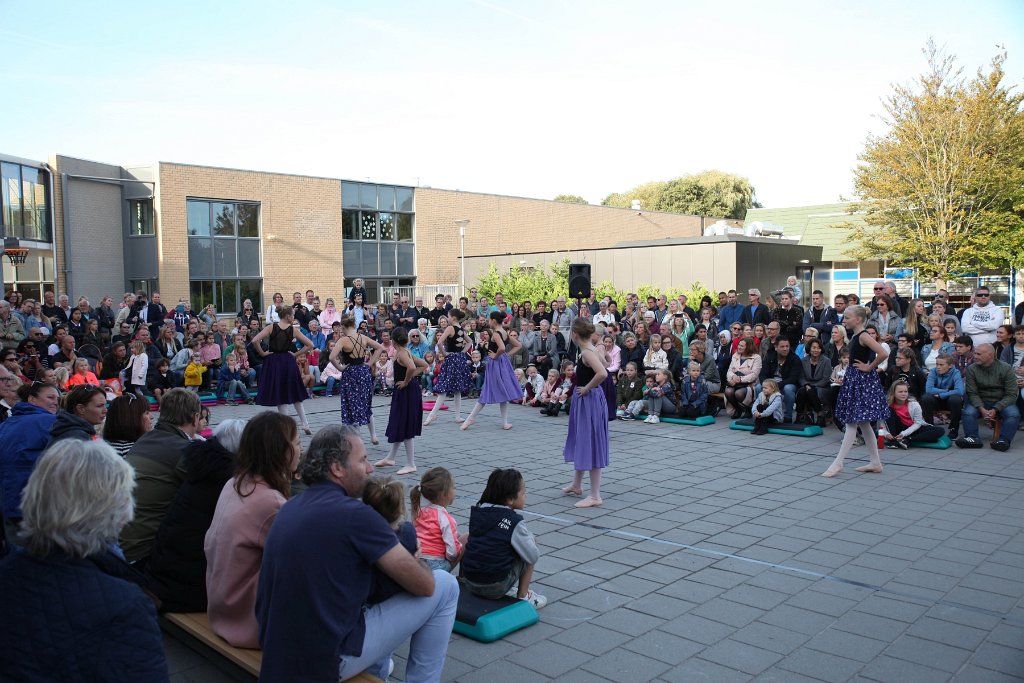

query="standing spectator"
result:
[961,286,1003,347]
[957,343,1020,451]
[0,301,25,351]
[741,289,772,326]
[146,293,168,339]
[771,291,804,349]
[0,364,16,422]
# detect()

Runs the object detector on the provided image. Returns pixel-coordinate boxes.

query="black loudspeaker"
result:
[568,263,591,300]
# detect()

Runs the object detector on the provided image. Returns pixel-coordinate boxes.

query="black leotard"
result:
[849,331,875,365]
[268,324,294,353]
[575,348,596,386]
[394,359,408,383]
[343,334,365,365]
[446,328,466,353]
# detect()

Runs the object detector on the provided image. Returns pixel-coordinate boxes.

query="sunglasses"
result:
[873,287,884,291]
[976,293,990,297]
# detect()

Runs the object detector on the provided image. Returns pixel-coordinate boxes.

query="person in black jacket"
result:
[740,289,772,326]
[757,338,801,422]
[771,291,804,349]
[146,293,169,340]
[144,420,245,613]
[48,385,107,444]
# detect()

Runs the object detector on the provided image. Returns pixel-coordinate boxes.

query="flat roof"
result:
[467,234,821,258]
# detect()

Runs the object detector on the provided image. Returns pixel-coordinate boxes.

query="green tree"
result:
[846,41,1024,287]
[553,194,588,204]
[601,171,758,219]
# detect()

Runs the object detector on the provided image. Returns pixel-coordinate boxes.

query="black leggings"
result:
[884,415,945,443]
[796,385,825,413]
[919,394,963,431]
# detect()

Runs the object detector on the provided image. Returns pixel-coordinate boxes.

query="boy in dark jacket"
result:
[678,362,711,418]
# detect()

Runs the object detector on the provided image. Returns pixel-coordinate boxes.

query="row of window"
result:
[341,181,414,212]
[1,163,51,242]
[342,210,413,241]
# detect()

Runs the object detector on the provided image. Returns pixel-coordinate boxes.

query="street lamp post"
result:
[454,219,470,296]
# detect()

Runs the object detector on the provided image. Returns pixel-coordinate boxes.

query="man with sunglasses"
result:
[962,286,1004,347]
[0,364,16,422]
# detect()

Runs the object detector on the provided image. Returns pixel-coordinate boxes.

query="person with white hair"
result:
[0,439,170,681]
[145,418,246,612]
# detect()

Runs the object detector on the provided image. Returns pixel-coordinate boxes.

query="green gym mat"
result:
[730,419,823,436]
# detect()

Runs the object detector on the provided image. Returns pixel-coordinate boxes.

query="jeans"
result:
[338,570,459,683]
[962,402,1021,443]
[217,379,246,402]
[755,382,797,421]
[647,395,677,417]
[325,377,338,395]
[243,367,256,387]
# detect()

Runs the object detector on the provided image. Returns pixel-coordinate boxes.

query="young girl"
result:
[125,340,149,398]
[541,362,575,416]
[644,369,677,424]
[469,350,485,397]
[511,368,527,404]
[562,318,609,508]
[362,477,418,605]
[65,358,100,388]
[643,333,668,377]
[535,368,560,409]
[250,305,315,434]
[462,468,545,608]
[421,350,438,394]
[217,356,248,405]
[374,327,428,475]
[320,339,344,398]
[375,344,395,396]
[822,305,889,477]
[522,364,544,406]
[615,362,646,420]
[881,379,945,448]
[184,350,206,393]
[751,379,784,435]
[828,349,850,428]
[330,316,385,444]
[411,467,467,572]
[678,362,710,418]
[296,354,315,398]
[424,309,474,425]
[461,311,524,431]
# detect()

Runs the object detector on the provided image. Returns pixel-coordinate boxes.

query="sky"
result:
[1,0,1021,208]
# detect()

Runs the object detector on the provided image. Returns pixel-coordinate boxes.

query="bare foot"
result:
[423,415,436,427]
[821,465,843,478]
[854,464,883,473]
[459,419,474,431]
[562,485,583,496]
[574,496,603,508]
[373,458,395,468]
[502,423,513,430]
[396,465,417,475]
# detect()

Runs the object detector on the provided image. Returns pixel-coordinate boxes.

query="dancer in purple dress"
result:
[822,305,889,477]
[562,318,609,508]
[374,327,428,475]
[424,310,474,425]
[461,312,523,431]
[251,306,314,434]
[328,316,384,444]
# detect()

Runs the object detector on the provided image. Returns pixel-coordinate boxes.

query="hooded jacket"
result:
[961,302,1003,345]
[47,410,97,444]
[0,402,57,519]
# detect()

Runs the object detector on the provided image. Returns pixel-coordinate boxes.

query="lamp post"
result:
[454,219,470,296]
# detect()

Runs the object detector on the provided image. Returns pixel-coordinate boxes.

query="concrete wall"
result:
[155,163,345,307]
[52,155,126,304]
[414,188,731,287]
[463,237,822,299]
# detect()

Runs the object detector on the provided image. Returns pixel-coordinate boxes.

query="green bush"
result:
[474,259,715,307]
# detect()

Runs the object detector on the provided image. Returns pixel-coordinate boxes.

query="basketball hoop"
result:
[4,248,29,266]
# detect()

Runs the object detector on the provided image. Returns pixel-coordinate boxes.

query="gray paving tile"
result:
[700,639,785,675]
[580,646,672,681]
[776,647,865,683]
[549,622,633,656]
[622,630,705,665]
[883,634,973,673]
[505,639,591,678]
[658,656,754,683]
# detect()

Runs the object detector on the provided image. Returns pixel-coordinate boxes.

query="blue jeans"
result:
[962,402,1020,443]
[755,382,797,421]
[325,377,338,395]
[338,570,458,683]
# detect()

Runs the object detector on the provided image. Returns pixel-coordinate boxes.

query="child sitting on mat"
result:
[678,361,711,418]
[462,468,546,609]
[751,379,783,435]
[411,467,466,572]
[362,477,418,605]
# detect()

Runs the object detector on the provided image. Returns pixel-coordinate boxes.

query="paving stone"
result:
[968,642,1024,677]
[690,598,765,628]
[658,656,754,683]
[731,621,810,655]
[626,593,697,620]
[661,613,738,645]
[699,639,784,675]
[857,655,951,683]
[622,630,705,665]
[505,639,592,678]
[579,646,672,681]
[549,622,633,656]
[456,659,547,683]
[884,634,973,672]
[806,628,888,662]
[953,664,1024,683]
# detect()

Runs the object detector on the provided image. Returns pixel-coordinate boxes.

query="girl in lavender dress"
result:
[562,318,609,508]
[822,305,889,477]
[461,312,523,431]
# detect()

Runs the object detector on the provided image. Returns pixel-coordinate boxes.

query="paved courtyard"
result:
[166,395,1024,682]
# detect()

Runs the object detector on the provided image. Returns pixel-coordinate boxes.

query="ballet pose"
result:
[251,305,314,434]
[562,318,610,507]
[374,328,428,475]
[424,310,474,425]
[461,312,524,431]
[822,305,889,477]
[329,316,384,444]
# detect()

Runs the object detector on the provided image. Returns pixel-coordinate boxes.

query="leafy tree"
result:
[846,41,1024,287]
[601,171,758,219]
[553,194,588,204]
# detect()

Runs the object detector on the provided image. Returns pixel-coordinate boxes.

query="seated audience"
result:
[958,343,1020,451]
[103,393,153,457]
[0,381,59,544]
[881,379,946,448]
[49,384,107,444]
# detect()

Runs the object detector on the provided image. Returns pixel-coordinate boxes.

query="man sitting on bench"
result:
[256,425,459,682]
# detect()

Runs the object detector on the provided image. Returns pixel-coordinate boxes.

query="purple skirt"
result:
[601,371,617,422]
[478,354,522,404]
[386,380,422,443]
[563,388,610,470]
[834,368,890,423]
[339,364,373,426]
[434,352,473,394]
[255,352,308,407]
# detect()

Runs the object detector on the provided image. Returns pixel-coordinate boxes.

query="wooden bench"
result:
[163,612,382,682]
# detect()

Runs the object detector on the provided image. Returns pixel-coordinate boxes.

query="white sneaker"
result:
[649,415,660,423]
[522,589,547,609]
[643,416,654,423]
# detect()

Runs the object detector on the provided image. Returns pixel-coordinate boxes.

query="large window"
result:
[2,251,55,301]
[1,162,51,242]
[129,200,154,236]
[187,199,262,314]
[341,182,415,281]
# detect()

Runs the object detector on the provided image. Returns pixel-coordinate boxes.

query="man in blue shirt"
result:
[256,425,458,683]
[717,290,743,330]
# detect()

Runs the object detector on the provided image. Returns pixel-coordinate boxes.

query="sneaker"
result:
[709,404,722,418]
[991,440,1010,452]
[956,436,983,449]
[649,415,660,424]
[885,439,901,449]
[521,590,547,609]
[854,434,865,447]
[895,439,909,450]
[948,427,958,439]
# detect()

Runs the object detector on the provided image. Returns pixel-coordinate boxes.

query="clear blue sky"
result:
[1,0,1021,207]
